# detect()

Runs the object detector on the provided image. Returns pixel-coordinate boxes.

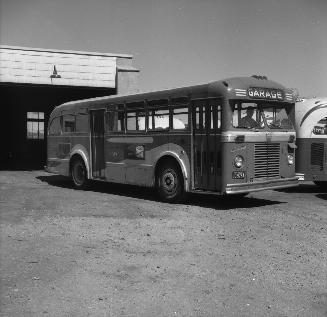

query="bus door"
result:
[90,109,105,179]
[193,99,221,191]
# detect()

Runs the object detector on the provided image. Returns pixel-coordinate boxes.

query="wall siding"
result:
[0,48,116,88]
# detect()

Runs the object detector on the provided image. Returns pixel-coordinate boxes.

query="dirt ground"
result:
[0,170,326,317]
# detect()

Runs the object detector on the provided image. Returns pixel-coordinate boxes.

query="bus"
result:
[46,76,298,202]
[295,97,327,189]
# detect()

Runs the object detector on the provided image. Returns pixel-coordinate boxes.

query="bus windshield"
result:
[232,102,293,130]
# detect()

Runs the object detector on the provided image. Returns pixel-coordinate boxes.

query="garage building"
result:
[0,45,139,169]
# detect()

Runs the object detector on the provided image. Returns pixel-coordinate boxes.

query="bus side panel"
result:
[296,138,327,182]
[70,135,91,175]
[104,134,192,188]
[105,140,126,183]
[47,135,71,176]
[168,134,192,190]
[104,134,170,186]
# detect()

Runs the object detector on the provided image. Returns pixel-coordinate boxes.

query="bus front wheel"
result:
[156,161,185,203]
[71,158,89,189]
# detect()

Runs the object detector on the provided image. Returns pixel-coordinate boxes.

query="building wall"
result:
[0,46,139,169]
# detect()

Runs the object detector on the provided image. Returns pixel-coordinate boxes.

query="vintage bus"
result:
[46,76,298,202]
[295,97,327,188]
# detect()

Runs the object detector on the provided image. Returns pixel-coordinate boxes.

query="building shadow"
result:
[36,175,284,211]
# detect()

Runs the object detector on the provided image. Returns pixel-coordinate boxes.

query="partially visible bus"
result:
[295,97,327,188]
[46,76,298,202]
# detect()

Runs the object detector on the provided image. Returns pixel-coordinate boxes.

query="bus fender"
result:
[70,145,91,179]
[154,151,189,192]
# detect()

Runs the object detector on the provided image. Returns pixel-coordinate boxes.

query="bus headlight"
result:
[287,154,294,165]
[234,155,244,168]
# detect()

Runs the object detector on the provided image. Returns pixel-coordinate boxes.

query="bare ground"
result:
[0,171,326,317]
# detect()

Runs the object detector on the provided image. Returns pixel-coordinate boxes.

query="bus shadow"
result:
[36,175,159,201]
[275,183,326,194]
[316,194,327,201]
[37,175,284,210]
[186,193,283,210]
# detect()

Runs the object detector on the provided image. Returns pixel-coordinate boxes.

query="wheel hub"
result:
[163,172,176,192]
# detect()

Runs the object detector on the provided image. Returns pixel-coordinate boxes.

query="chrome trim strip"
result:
[225,177,298,194]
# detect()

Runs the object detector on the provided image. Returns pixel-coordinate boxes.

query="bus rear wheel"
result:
[156,161,184,203]
[71,158,89,189]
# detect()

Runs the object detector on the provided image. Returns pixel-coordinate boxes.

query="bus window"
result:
[49,116,61,136]
[117,105,125,132]
[262,107,293,129]
[208,101,222,130]
[126,103,146,132]
[195,105,206,130]
[313,117,327,135]
[172,107,188,130]
[76,114,88,132]
[233,103,263,129]
[148,100,169,131]
[63,115,75,133]
[217,106,221,129]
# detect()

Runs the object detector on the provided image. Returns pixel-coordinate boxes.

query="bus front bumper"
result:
[225,177,299,194]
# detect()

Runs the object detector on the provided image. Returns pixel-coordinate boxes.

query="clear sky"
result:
[1,0,326,97]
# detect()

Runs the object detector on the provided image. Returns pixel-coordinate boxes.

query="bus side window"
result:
[172,107,189,130]
[76,114,88,132]
[117,105,125,132]
[126,102,146,132]
[195,105,206,130]
[217,106,221,129]
[209,101,221,130]
[48,116,61,136]
[170,97,189,130]
[63,115,76,133]
[148,100,169,131]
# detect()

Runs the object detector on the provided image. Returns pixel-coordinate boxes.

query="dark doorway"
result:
[0,84,114,170]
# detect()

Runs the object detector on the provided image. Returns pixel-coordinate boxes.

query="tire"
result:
[314,181,327,191]
[156,161,185,203]
[71,158,89,189]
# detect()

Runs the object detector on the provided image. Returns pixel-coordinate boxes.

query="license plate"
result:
[232,171,245,179]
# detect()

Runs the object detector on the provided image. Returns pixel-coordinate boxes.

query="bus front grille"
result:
[311,143,324,171]
[254,143,280,179]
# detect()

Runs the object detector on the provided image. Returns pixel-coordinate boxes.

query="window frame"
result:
[126,101,146,133]
[48,116,62,136]
[26,111,45,140]
[147,99,170,132]
[62,114,76,133]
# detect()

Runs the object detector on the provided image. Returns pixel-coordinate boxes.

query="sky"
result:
[1,0,326,97]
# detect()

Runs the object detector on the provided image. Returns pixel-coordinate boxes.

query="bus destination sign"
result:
[248,87,284,100]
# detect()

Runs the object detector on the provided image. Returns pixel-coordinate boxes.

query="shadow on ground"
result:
[37,175,285,211]
[275,183,327,194]
[316,194,327,201]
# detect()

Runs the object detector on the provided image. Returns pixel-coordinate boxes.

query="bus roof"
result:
[51,76,291,116]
